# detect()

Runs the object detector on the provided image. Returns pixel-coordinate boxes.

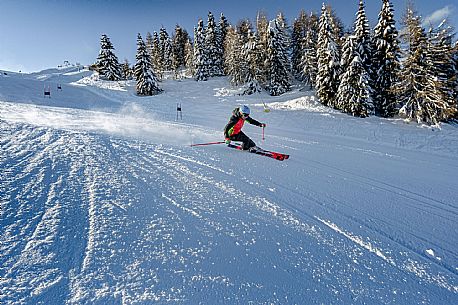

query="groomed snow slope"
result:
[1,69,457,304]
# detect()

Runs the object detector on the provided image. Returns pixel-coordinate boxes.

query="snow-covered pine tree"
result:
[291,10,307,80]
[241,29,263,95]
[254,12,269,88]
[225,19,264,94]
[193,19,210,81]
[146,32,154,54]
[423,22,457,121]
[218,13,230,73]
[397,8,432,124]
[335,0,373,116]
[336,35,371,117]
[94,34,123,81]
[172,25,189,78]
[223,26,236,80]
[354,0,373,95]
[121,59,133,80]
[266,18,291,96]
[236,19,253,45]
[316,4,341,107]
[159,27,173,73]
[135,33,161,96]
[337,34,355,110]
[205,11,224,77]
[184,39,194,77]
[148,32,162,80]
[224,26,247,86]
[276,12,291,49]
[372,0,400,117]
[327,5,343,96]
[301,12,319,88]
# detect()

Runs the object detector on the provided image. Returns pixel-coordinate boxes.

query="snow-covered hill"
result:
[1,69,457,304]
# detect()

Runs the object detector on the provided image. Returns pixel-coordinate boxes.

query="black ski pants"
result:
[230,131,256,150]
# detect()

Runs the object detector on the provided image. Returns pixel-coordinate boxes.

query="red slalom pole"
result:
[190,141,225,147]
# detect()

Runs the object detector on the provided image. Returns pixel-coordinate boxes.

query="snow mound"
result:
[73,73,129,91]
[214,86,243,97]
[257,96,332,112]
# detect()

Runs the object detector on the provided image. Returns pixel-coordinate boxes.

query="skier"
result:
[224,105,266,151]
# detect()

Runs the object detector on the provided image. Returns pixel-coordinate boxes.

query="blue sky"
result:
[0,0,456,72]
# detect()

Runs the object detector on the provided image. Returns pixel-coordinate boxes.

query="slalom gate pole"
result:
[190,141,226,147]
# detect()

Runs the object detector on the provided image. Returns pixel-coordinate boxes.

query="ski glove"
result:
[225,138,231,144]
[261,123,266,128]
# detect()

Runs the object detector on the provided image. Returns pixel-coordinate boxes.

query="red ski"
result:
[227,144,289,161]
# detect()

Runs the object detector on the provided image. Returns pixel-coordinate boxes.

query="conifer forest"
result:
[92,0,458,126]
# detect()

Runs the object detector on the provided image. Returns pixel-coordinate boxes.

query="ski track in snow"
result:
[1,118,457,304]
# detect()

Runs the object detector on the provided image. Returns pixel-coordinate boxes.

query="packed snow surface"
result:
[1,68,457,304]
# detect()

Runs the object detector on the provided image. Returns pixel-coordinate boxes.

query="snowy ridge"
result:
[1,69,457,304]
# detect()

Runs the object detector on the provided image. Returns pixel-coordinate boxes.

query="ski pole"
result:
[190,141,226,147]
[262,126,265,141]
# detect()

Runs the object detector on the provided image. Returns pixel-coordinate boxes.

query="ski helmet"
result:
[240,105,250,116]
